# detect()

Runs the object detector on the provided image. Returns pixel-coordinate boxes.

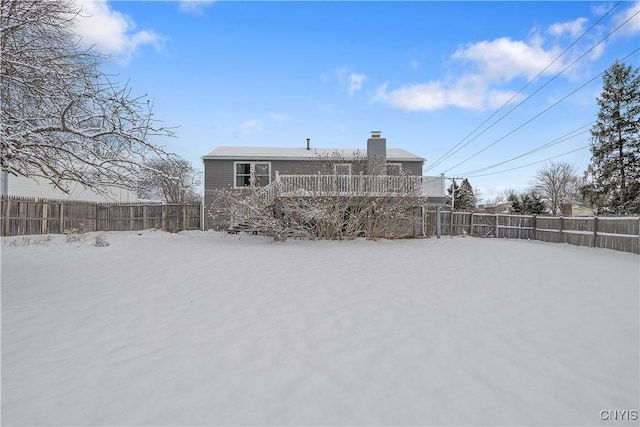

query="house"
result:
[480,201,513,214]
[0,171,138,203]
[201,131,447,236]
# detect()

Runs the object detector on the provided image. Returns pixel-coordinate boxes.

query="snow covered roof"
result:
[202,146,425,162]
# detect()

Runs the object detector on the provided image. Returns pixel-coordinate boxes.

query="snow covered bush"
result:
[65,223,88,244]
[93,234,109,247]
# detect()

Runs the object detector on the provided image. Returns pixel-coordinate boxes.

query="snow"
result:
[2,230,638,426]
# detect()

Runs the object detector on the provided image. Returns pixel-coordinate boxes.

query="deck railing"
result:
[272,173,445,198]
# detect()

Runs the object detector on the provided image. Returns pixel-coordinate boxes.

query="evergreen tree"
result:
[446,178,477,211]
[457,178,477,211]
[509,191,546,215]
[446,180,459,210]
[585,60,640,214]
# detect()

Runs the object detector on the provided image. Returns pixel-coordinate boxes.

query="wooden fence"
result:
[3,196,638,254]
[1,196,201,236]
[426,211,640,254]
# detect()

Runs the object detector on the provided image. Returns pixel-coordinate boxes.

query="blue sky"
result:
[74,0,639,202]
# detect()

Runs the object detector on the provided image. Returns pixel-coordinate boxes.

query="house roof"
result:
[202,146,425,162]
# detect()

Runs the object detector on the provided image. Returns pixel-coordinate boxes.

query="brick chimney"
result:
[367,131,386,175]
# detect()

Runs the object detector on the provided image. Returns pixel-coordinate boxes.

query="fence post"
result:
[95,204,100,232]
[495,214,499,238]
[161,205,167,231]
[58,202,64,234]
[592,216,598,248]
[470,212,474,236]
[3,197,11,236]
[18,200,25,234]
[143,205,148,230]
[559,216,564,244]
[532,215,537,241]
[42,202,48,234]
[183,204,187,230]
[449,211,454,236]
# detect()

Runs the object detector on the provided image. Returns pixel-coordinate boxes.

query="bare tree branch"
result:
[531,161,579,215]
[138,155,201,203]
[1,0,176,196]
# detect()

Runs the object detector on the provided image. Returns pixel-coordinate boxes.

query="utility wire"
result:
[424,1,622,172]
[466,146,590,178]
[425,2,631,173]
[457,122,593,176]
[445,44,640,174]
[442,10,639,173]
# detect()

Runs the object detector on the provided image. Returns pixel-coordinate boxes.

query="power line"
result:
[466,146,590,178]
[440,11,639,173]
[443,45,640,174]
[456,122,593,176]
[424,1,622,172]
[425,2,637,174]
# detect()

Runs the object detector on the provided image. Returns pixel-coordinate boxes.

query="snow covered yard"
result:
[1,230,638,426]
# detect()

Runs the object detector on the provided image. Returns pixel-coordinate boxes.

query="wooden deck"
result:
[250,173,447,207]
[274,173,446,198]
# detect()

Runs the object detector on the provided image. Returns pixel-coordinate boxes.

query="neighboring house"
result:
[570,201,595,217]
[480,201,513,214]
[202,131,447,234]
[0,171,138,203]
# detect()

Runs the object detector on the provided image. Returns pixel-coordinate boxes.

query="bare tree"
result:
[1,0,175,195]
[138,156,201,203]
[531,161,579,215]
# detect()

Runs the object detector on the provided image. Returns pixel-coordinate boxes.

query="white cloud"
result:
[452,37,563,83]
[74,0,162,62]
[179,0,216,14]
[410,60,420,70]
[374,20,591,112]
[348,73,367,96]
[374,75,521,112]
[334,68,367,96]
[548,17,588,38]
[610,1,640,38]
[237,119,262,136]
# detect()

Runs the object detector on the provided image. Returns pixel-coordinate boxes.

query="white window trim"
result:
[233,161,272,188]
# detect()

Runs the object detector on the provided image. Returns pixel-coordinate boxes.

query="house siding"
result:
[202,156,424,230]
[2,173,138,203]
[203,159,232,230]
[400,161,422,175]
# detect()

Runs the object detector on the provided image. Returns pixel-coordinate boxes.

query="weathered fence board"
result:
[1,196,201,236]
[425,210,639,254]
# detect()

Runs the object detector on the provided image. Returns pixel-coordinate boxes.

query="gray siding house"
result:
[202,131,446,233]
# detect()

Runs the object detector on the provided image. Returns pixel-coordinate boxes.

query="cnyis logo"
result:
[600,409,638,421]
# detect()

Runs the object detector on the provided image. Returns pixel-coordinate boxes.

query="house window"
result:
[234,162,271,187]
[334,164,351,176]
[386,163,402,175]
